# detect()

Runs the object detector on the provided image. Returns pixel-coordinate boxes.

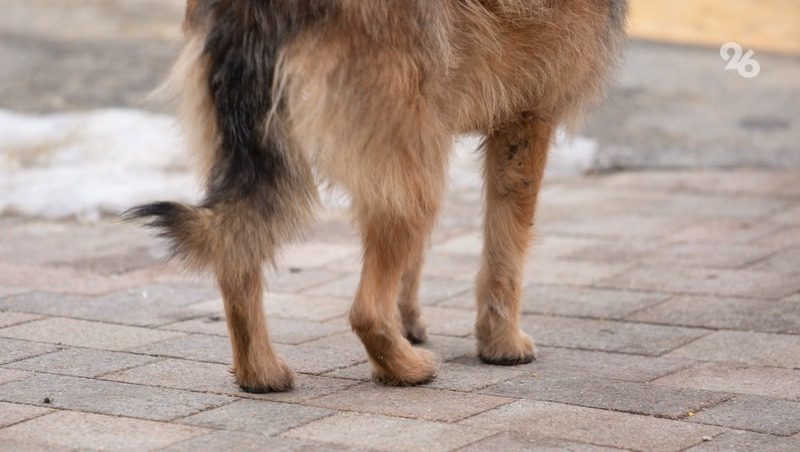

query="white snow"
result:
[0,108,597,220]
[0,108,199,220]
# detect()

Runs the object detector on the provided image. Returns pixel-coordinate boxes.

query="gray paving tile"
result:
[8,348,157,378]
[0,368,32,385]
[666,331,800,368]
[461,400,724,452]
[0,373,233,421]
[629,295,800,334]
[308,382,513,422]
[106,358,358,402]
[0,317,184,351]
[426,362,527,392]
[162,315,349,345]
[0,283,218,327]
[459,432,625,452]
[653,362,800,401]
[129,333,231,363]
[419,306,475,337]
[0,401,52,428]
[599,265,800,299]
[487,346,694,382]
[686,430,800,452]
[304,273,471,306]
[0,337,58,365]
[689,396,800,436]
[480,373,731,419]
[0,311,41,328]
[522,315,710,356]
[283,412,491,451]
[179,399,333,436]
[0,411,208,451]
[520,285,670,319]
[163,431,353,452]
[191,292,353,322]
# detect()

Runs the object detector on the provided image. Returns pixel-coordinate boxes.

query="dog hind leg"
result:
[476,113,553,365]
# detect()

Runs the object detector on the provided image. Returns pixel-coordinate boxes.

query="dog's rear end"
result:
[127,0,627,392]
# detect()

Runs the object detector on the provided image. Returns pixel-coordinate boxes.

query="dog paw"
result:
[478,330,537,366]
[234,359,295,393]
[372,347,438,386]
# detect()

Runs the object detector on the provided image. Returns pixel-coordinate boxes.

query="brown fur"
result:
[133,0,627,392]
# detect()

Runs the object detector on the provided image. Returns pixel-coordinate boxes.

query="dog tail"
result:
[124,1,327,276]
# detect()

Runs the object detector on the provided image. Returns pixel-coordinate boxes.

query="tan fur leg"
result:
[476,113,553,365]
[217,267,293,392]
[350,208,438,386]
[398,249,428,344]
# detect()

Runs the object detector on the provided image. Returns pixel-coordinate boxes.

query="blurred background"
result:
[0,0,798,220]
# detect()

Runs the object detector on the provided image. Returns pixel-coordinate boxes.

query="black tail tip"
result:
[121,201,189,228]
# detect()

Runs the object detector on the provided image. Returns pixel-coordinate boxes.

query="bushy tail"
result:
[125,0,329,276]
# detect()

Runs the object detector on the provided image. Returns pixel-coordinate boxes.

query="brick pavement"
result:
[1,169,799,451]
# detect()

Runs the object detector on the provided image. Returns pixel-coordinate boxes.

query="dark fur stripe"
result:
[202,0,331,207]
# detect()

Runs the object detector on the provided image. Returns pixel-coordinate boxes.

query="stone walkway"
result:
[1,168,799,451]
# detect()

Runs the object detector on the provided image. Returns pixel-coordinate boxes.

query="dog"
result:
[126,0,628,393]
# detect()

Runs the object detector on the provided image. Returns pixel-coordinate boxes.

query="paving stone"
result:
[667,219,784,244]
[648,242,778,269]
[0,368,32,385]
[308,382,513,422]
[304,273,471,306]
[106,358,358,402]
[130,333,232,364]
[521,315,710,356]
[426,362,527,392]
[525,259,631,287]
[268,268,344,294]
[0,263,151,295]
[666,331,800,368]
[419,306,475,337]
[283,412,491,451]
[0,283,218,327]
[187,292,354,323]
[598,265,800,299]
[0,311,41,328]
[485,346,693,382]
[689,396,800,436]
[461,400,724,452]
[603,170,800,198]
[480,373,731,419]
[278,343,367,375]
[0,401,52,428]
[686,430,800,452]
[7,348,157,378]
[653,362,800,401]
[0,373,233,421]
[281,242,359,270]
[541,214,694,239]
[162,315,349,345]
[0,411,208,451]
[459,432,625,452]
[774,204,800,224]
[163,431,353,452]
[748,246,800,275]
[0,317,184,351]
[179,399,333,436]
[629,295,800,333]
[520,285,670,319]
[0,337,58,364]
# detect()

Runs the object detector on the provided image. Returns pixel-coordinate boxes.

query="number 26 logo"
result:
[721,42,761,79]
